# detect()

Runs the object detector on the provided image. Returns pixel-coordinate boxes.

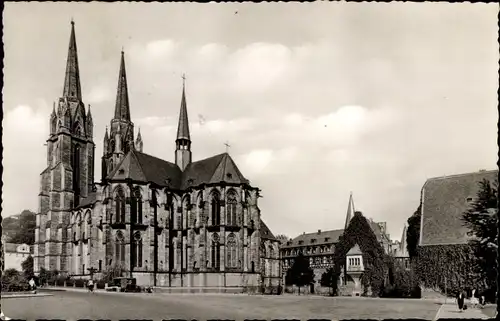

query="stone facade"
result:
[33,22,281,292]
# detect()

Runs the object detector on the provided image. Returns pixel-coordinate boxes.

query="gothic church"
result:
[34,22,281,292]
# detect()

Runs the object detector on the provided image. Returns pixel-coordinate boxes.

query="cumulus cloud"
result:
[86,86,113,104]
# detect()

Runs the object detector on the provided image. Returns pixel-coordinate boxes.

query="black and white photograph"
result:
[1,2,498,321]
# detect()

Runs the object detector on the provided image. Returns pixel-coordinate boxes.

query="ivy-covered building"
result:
[33,21,281,293]
[281,193,393,295]
[418,169,498,292]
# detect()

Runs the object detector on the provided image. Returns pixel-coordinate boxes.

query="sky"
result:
[2,2,498,242]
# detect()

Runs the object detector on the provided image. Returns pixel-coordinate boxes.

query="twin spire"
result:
[62,20,82,100]
[114,50,131,121]
[62,21,191,153]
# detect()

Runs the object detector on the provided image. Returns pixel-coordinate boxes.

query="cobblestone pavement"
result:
[1,288,442,321]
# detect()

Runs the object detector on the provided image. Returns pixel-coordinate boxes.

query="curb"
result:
[1,293,53,299]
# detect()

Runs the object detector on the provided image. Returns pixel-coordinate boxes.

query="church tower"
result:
[345,192,356,230]
[101,51,135,181]
[175,77,192,171]
[35,21,95,274]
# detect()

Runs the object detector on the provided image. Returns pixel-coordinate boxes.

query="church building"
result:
[34,21,281,292]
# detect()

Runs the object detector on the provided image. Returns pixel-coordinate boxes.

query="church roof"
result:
[107,150,249,189]
[260,219,277,241]
[76,191,98,209]
[182,153,249,189]
[420,169,498,246]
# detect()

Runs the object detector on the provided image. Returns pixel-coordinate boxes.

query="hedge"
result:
[96,280,106,289]
[415,244,481,297]
[74,279,86,287]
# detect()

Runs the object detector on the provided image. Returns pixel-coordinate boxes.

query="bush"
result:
[96,280,106,289]
[74,279,85,288]
[1,269,31,292]
[66,278,74,287]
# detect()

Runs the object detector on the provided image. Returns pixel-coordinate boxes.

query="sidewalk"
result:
[435,302,491,320]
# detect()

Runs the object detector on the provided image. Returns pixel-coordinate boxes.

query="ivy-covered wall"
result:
[416,244,481,296]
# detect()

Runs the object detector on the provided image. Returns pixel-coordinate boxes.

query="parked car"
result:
[106,277,141,293]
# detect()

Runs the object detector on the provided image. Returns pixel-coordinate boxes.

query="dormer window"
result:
[324,237,330,242]
[298,240,304,245]
[226,173,232,179]
[119,169,125,175]
[311,239,316,244]
[187,178,194,185]
[466,197,473,203]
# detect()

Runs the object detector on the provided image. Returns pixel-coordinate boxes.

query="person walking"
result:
[457,289,465,312]
[87,279,94,293]
[29,278,36,291]
[470,289,479,308]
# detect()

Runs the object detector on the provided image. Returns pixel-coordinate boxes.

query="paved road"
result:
[2,288,443,321]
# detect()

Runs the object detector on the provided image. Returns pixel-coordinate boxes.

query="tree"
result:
[102,262,126,283]
[331,211,388,297]
[21,255,34,279]
[286,252,315,295]
[8,210,36,245]
[462,178,498,300]
[275,234,289,243]
[320,268,339,296]
[406,204,422,260]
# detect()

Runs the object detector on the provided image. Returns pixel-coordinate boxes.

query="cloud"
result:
[146,39,179,59]
[3,104,49,216]
[86,86,113,104]
[227,43,294,93]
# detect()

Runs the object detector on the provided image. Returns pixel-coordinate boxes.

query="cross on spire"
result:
[224,141,231,153]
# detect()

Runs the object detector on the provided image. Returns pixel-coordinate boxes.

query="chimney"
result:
[317,229,321,234]
[303,232,305,235]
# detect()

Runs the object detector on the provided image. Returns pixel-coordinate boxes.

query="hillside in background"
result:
[1,210,36,245]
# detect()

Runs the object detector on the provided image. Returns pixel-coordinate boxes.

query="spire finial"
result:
[114,51,131,121]
[63,18,82,100]
[176,75,190,141]
[224,141,231,153]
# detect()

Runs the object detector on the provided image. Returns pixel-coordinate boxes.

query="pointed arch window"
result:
[115,189,126,223]
[131,187,142,225]
[110,139,116,154]
[226,192,237,226]
[226,233,237,268]
[132,232,142,268]
[211,233,220,270]
[115,231,125,265]
[268,245,274,259]
[72,144,81,206]
[73,121,82,136]
[51,117,57,134]
[211,192,220,226]
[64,110,71,128]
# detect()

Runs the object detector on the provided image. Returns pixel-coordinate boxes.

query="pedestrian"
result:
[87,279,94,293]
[470,289,479,308]
[29,278,35,291]
[457,289,465,312]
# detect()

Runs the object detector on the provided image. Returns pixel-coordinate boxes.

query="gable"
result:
[181,153,249,189]
[420,169,498,246]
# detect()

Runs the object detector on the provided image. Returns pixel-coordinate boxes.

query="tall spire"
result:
[176,74,190,141]
[62,20,82,100]
[345,192,356,230]
[114,50,131,121]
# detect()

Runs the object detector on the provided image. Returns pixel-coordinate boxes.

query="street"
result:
[1,289,443,321]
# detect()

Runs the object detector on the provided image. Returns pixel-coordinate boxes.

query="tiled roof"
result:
[281,229,344,249]
[420,169,498,246]
[3,243,32,254]
[108,150,248,190]
[76,192,97,209]
[182,153,249,189]
[281,221,387,249]
[260,219,277,241]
